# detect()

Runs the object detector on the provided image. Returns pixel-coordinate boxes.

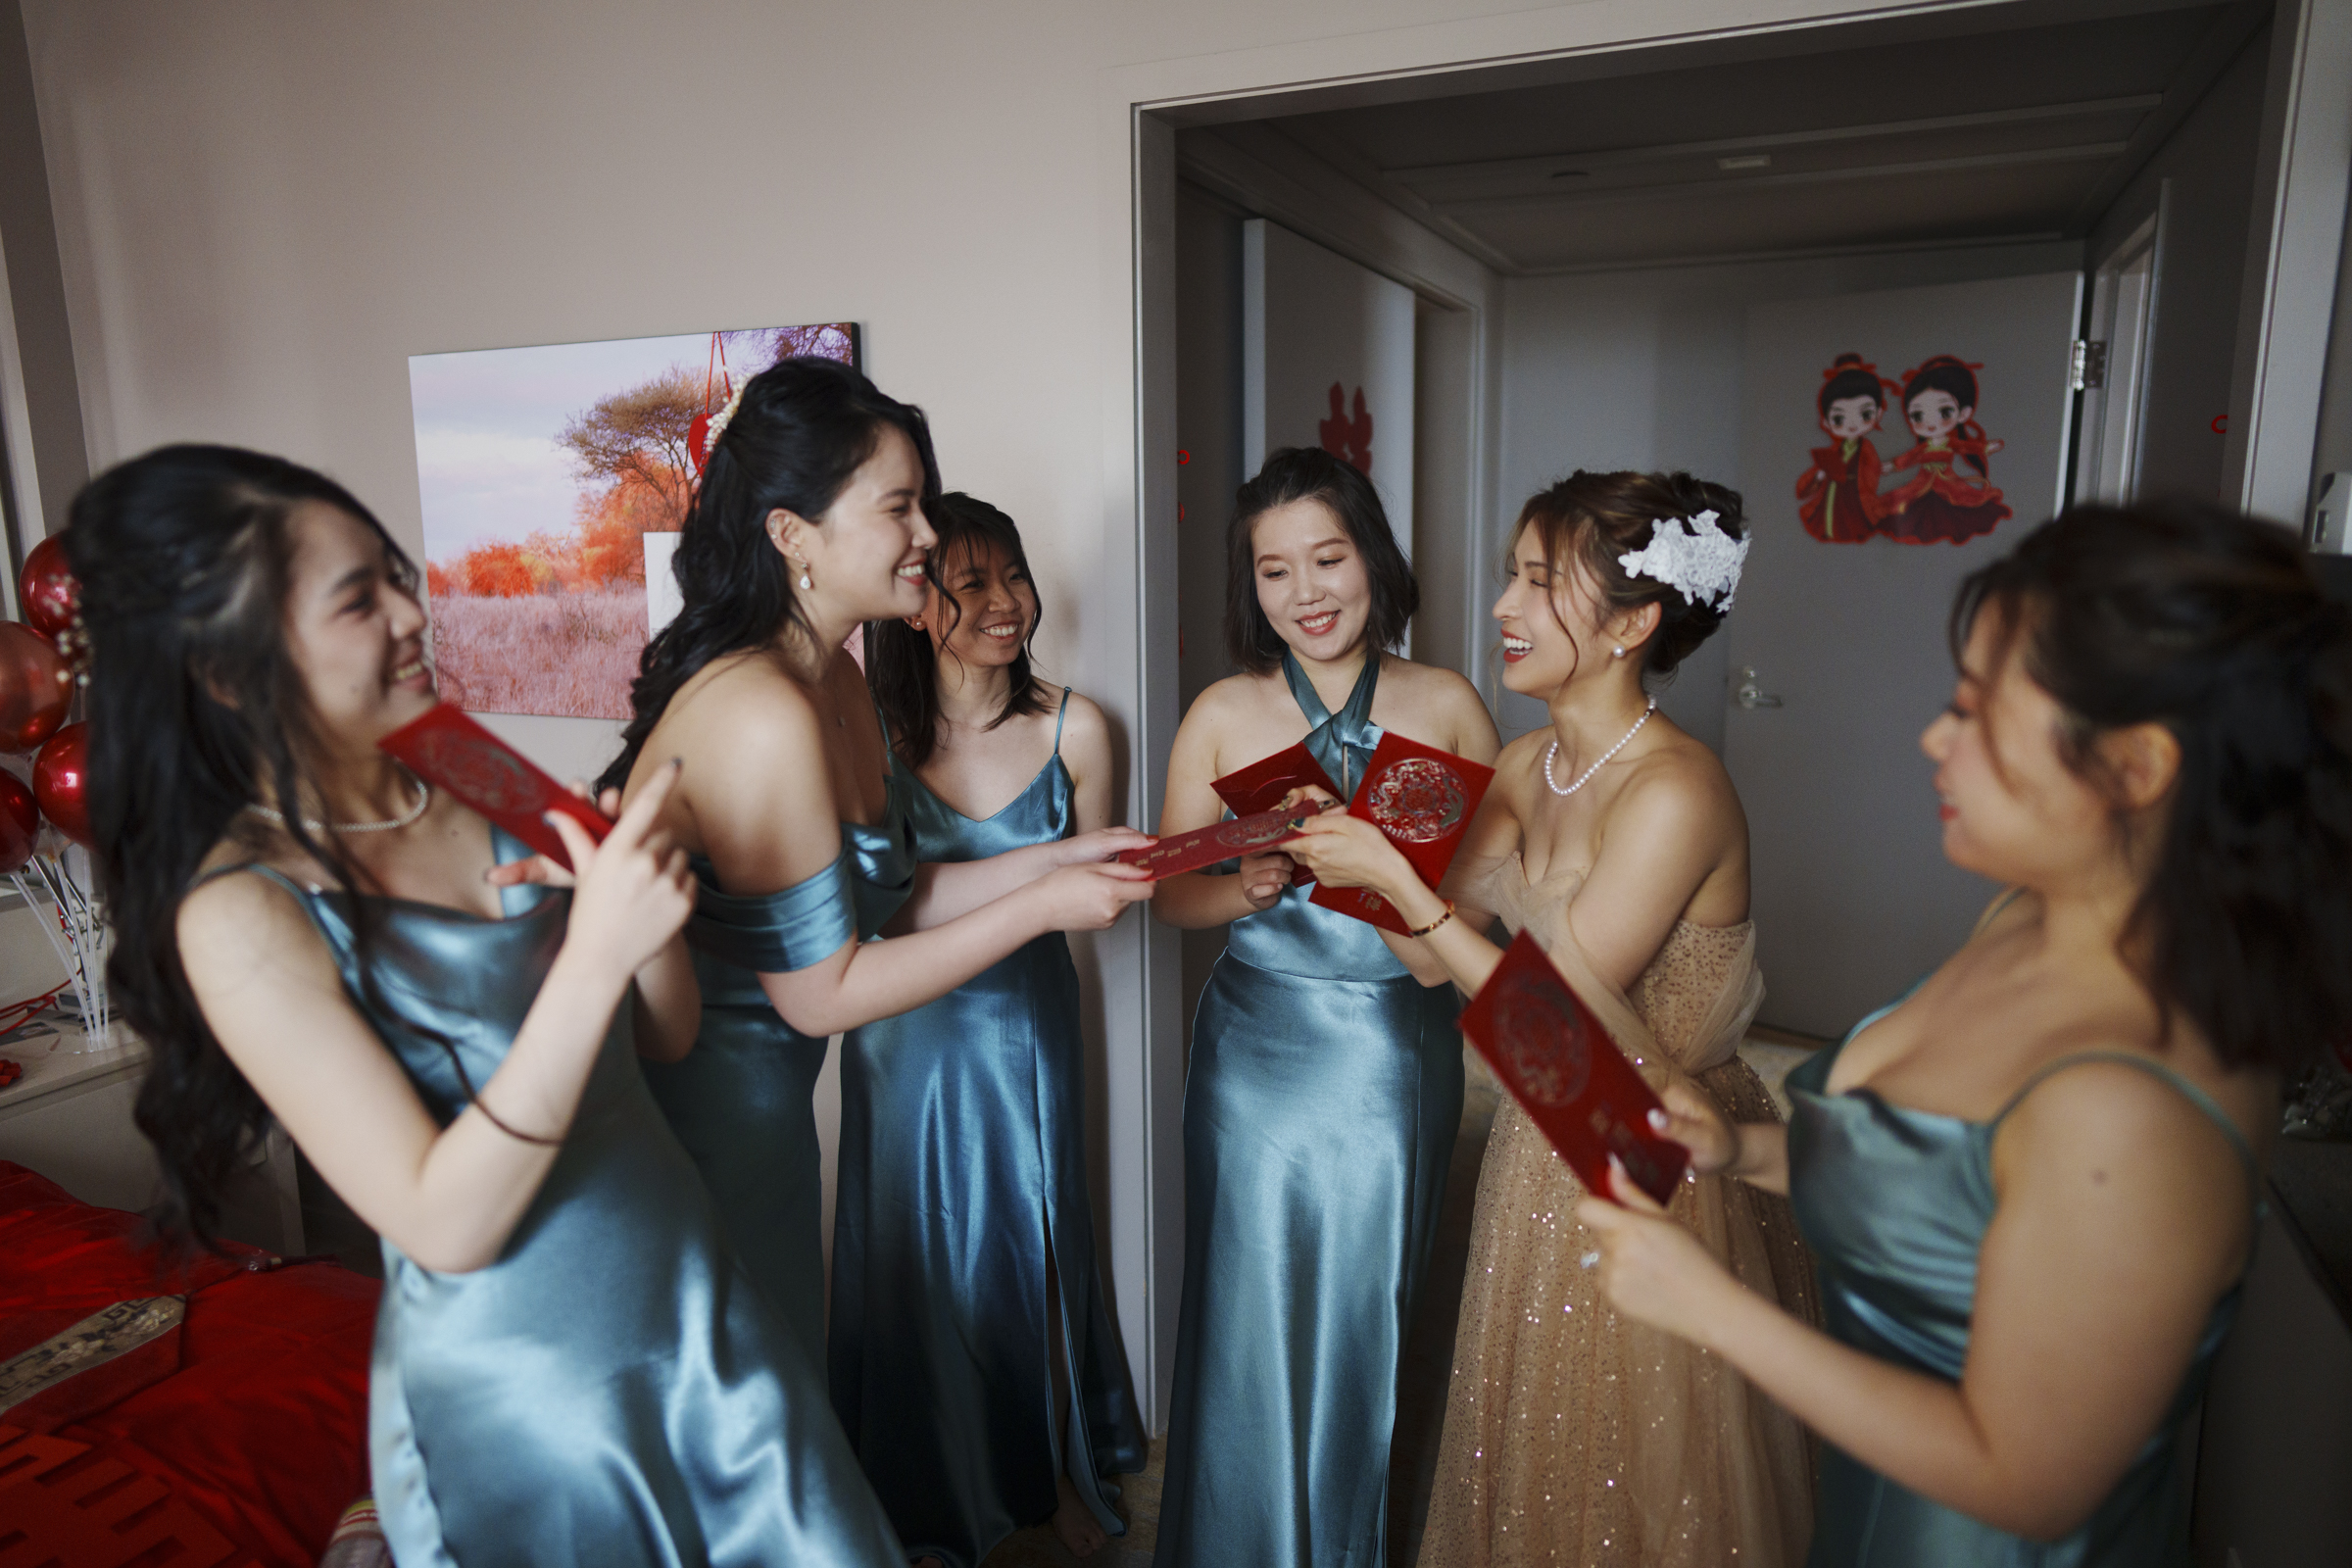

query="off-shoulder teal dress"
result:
[1787,1006,2262,1567]
[1152,654,1464,1568]
[643,777,916,1354]
[233,832,902,1566]
[830,690,1146,1568]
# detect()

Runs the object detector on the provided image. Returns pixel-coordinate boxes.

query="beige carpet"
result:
[981,1038,1812,1568]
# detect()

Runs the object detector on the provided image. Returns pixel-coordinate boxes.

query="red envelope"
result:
[1458,930,1690,1206]
[1309,731,1495,934]
[1117,808,1310,881]
[1212,744,1339,888]
[378,703,612,870]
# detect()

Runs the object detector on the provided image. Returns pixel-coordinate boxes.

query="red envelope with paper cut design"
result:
[1118,807,1312,880]
[1308,730,1494,934]
[1212,743,1339,886]
[378,704,612,870]
[1458,929,1690,1206]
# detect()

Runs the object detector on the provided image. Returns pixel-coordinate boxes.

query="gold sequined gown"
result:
[1418,857,1819,1567]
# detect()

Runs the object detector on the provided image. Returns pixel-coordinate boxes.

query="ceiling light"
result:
[1718,154,1772,171]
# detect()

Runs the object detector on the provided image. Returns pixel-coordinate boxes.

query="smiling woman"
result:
[1149,446,1498,1568]
[63,444,902,1565]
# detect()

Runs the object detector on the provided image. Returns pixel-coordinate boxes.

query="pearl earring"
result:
[1611,645,1627,660]
[797,562,813,591]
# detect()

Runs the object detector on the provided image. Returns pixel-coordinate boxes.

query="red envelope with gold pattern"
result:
[1117,808,1311,881]
[1458,930,1690,1206]
[1308,731,1494,934]
[378,704,611,870]
[1212,744,1338,887]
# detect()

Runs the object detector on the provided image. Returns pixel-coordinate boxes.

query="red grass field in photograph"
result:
[429,586,646,720]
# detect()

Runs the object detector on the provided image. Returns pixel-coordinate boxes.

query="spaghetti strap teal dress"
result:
[643,772,916,1355]
[228,833,903,1566]
[1787,1014,2263,1567]
[1152,654,1465,1568]
[831,690,1146,1568]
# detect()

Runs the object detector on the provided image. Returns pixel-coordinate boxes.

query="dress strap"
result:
[1971,885,2029,938]
[1053,686,1071,756]
[1990,1051,2264,1213]
[1281,650,1380,796]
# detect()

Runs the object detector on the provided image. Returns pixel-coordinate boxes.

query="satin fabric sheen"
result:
[1154,654,1464,1568]
[645,781,917,1354]
[1787,1015,2258,1567]
[239,834,901,1566]
[831,701,1147,1567]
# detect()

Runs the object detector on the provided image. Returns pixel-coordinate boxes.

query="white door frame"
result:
[2076,203,2164,505]
[2224,0,2352,526]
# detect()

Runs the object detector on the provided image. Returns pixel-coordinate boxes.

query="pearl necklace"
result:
[1543,697,1656,798]
[247,769,432,835]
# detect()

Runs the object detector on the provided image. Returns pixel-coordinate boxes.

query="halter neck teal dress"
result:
[1787,1004,2261,1567]
[232,832,902,1566]
[643,771,916,1354]
[1153,654,1464,1568]
[830,690,1146,1568]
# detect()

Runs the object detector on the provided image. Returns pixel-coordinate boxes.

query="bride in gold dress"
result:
[1287,470,1819,1566]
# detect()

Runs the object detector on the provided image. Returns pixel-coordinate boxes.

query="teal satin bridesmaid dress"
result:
[1153,653,1464,1568]
[1787,1013,2261,1567]
[830,690,1146,1568]
[232,832,903,1566]
[644,772,916,1354]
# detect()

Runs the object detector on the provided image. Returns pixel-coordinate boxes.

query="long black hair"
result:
[600,357,940,793]
[67,445,426,1246]
[1952,500,2352,1073]
[1225,446,1417,674]
[865,491,1050,769]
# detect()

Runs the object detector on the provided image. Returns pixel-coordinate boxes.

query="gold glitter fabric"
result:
[1418,858,1821,1567]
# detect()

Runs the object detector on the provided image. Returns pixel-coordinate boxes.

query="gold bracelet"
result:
[1406,900,1455,938]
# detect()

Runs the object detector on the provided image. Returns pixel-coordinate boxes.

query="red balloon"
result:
[0,622,71,753]
[0,771,34,872]
[33,723,90,850]
[18,535,76,642]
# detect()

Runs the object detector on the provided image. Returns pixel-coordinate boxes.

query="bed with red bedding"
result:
[0,1160,377,1567]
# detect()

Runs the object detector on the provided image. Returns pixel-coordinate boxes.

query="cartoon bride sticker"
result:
[1879,355,2010,544]
[1793,353,1896,543]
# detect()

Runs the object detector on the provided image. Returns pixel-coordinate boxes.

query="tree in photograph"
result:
[558,367,703,533]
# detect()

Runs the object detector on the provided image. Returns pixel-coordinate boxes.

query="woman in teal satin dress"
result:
[74,445,906,1564]
[1152,449,1498,1567]
[1579,501,2352,1565]
[842,494,1145,1567]
[602,360,1155,1371]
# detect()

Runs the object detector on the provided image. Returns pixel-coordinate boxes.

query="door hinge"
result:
[2069,339,2108,392]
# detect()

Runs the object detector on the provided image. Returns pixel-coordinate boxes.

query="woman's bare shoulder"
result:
[1609,730,1744,844]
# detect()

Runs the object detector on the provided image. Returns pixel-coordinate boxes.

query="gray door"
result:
[1727,273,2082,1038]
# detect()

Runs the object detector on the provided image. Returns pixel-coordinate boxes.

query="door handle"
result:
[1734,666,1784,710]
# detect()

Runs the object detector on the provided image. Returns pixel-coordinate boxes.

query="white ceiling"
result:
[1184,0,2268,272]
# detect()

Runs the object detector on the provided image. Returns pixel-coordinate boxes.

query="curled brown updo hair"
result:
[1510,470,1746,678]
[1953,501,2352,1074]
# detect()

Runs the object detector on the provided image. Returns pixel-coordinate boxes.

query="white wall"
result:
[1493,240,2085,751]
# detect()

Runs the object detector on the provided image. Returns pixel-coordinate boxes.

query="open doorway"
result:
[1125,0,2342,1553]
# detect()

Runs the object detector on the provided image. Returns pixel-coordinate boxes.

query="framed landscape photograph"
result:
[409,321,858,718]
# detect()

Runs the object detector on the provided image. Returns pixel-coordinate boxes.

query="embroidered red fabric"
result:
[0,1160,377,1567]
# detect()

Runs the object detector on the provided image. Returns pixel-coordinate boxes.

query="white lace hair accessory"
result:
[1618,509,1749,614]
